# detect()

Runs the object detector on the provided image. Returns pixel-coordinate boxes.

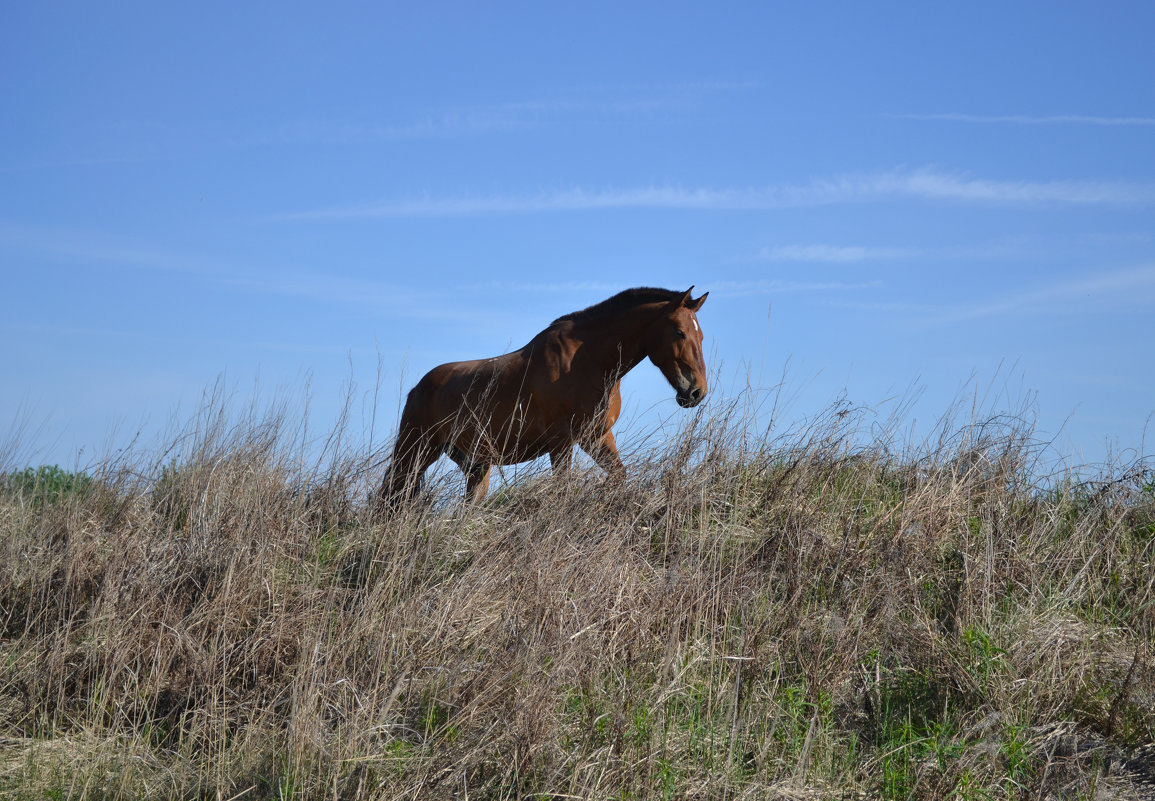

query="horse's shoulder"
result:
[518,323,576,382]
[547,323,584,357]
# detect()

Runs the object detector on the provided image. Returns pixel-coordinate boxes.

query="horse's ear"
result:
[687,290,708,311]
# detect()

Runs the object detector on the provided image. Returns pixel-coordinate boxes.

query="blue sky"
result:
[2,2,1153,474]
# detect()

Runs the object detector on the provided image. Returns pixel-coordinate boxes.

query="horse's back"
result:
[401,351,530,433]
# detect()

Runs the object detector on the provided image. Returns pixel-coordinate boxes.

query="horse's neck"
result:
[579,305,657,380]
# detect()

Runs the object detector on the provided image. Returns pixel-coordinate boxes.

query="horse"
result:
[380,286,709,506]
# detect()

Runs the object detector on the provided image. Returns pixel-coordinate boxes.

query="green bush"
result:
[2,464,95,508]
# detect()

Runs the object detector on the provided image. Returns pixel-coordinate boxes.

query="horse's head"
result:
[646,287,709,408]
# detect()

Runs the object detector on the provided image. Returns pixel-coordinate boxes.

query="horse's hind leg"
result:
[448,446,491,504]
[381,426,443,508]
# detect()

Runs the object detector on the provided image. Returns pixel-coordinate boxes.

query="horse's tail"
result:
[379,383,438,508]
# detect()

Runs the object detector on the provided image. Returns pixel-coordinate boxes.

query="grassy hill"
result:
[1,398,1152,799]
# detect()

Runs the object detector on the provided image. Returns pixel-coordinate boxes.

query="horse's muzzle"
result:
[676,386,706,408]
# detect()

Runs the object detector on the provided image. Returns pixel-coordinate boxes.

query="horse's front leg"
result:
[464,463,491,505]
[581,430,626,480]
[549,445,574,474]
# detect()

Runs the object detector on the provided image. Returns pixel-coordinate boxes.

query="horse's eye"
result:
[675,329,687,339]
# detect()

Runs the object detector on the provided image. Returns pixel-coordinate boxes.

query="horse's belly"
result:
[450,416,566,466]
[486,425,558,465]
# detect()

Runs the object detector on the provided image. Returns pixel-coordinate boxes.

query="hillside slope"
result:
[1,400,1153,799]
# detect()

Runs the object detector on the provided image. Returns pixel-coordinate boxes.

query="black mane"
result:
[551,287,682,327]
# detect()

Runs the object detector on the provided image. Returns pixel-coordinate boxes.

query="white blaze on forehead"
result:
[691,314,700,333]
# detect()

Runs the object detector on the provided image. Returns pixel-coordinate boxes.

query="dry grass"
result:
[0,390,1153,800]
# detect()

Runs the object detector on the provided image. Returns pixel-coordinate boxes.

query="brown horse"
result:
[380,286,709,506]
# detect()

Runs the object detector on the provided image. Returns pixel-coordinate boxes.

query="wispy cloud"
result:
[0,220,483,321]
[873,170,1155,204]
[222,272,497,323]
[469,280,626,295]
[0,221,228,276]
[761,244,919,263]
[282,186,762,218]
[927,264,1155,323]
[888,112,1155,127]
[279,167,1155,220]
[3,320,367,356]
[709,279,882,297]
[277,82,757,144]
[766,233,1155,267]
[463,278,878,300]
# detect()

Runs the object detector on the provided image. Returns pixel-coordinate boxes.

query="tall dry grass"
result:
[0,388,1152,800]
